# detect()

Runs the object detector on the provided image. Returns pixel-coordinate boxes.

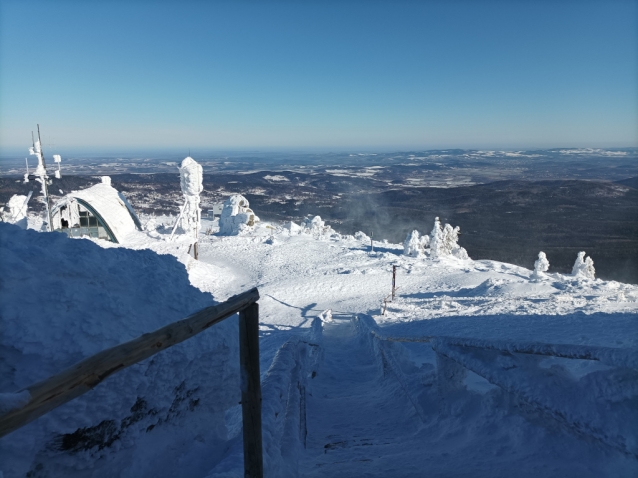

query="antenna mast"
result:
[36,124,53,231]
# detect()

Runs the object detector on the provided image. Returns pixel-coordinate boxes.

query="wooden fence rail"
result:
[0,287,263,478]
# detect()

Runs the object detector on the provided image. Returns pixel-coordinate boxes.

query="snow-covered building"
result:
[50,177,142,243]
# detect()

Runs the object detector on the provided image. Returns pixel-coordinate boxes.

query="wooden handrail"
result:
[0,287,259,439]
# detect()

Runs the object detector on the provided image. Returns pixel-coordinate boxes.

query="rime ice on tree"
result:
[532,251,550,279]
[430,217,468,259]
[572,251,595,279]
[404,230,428,257]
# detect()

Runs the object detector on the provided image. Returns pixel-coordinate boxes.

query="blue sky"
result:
[1,0,636,152]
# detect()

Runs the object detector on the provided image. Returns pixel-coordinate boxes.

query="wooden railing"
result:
[0,287,264,478]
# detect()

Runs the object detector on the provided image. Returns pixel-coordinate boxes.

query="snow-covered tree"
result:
[572,251,595,279]
[429,217,445,258]
[532,251,550,279]
[430,217,469,259]
[403,230,423,257]
[420,233,430,250]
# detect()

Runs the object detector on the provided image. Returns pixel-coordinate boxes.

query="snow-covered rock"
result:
[572,251,596,279]
[218,194,259,235]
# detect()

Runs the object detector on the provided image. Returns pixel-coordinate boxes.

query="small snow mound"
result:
[354,231,370,243]
[302,216,336,238]
[467,278,509,296]
[572,251,596,280]
[218,194,259,235]
[283,220,302,235]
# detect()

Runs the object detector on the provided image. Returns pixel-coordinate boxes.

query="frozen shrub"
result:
[532,251,550,279]
[572,251,595,279]
[430,217,469,259]
[403,230,424,257]
[303,216,336,237]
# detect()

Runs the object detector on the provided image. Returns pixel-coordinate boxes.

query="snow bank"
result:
[218,194,259,235]
[0,223,239,478]
[1,195,29,229]
[208,318,323,478]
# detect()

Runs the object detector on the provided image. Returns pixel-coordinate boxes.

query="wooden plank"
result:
[239,302,264,478]
[0,287,259,438]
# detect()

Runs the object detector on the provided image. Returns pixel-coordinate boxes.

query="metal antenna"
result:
[36,124,53,231]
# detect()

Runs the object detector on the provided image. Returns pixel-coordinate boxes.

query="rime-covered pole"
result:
[30,125,53,231]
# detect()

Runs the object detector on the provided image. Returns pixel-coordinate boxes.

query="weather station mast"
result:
[26,124,61,232]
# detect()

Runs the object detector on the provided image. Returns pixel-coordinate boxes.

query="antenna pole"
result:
[37,124,53,231]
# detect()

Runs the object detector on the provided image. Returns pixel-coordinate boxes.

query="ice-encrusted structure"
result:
[403,230,429,257]
[1,194,30,229]
[0,223,239,477]
[177,157,203,240]
[572,251,596,279]
[429,217,469,260]
[50,177,142,243]
[532,251,550,279]
[218,194,259,235]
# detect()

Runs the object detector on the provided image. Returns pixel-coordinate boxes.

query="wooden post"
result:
[239,303,263,478]
[392,265,396,301]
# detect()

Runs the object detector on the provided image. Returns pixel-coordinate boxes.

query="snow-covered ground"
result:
[1,214,637,477]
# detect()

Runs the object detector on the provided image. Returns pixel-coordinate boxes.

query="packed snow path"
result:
[300,318,422,476]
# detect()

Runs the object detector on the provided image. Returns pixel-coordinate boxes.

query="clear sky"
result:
[1,0,636,152]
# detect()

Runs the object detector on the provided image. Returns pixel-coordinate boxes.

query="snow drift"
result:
[0,223,239,478]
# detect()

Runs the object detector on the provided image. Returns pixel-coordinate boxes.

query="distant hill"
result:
[616,176,638,189]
